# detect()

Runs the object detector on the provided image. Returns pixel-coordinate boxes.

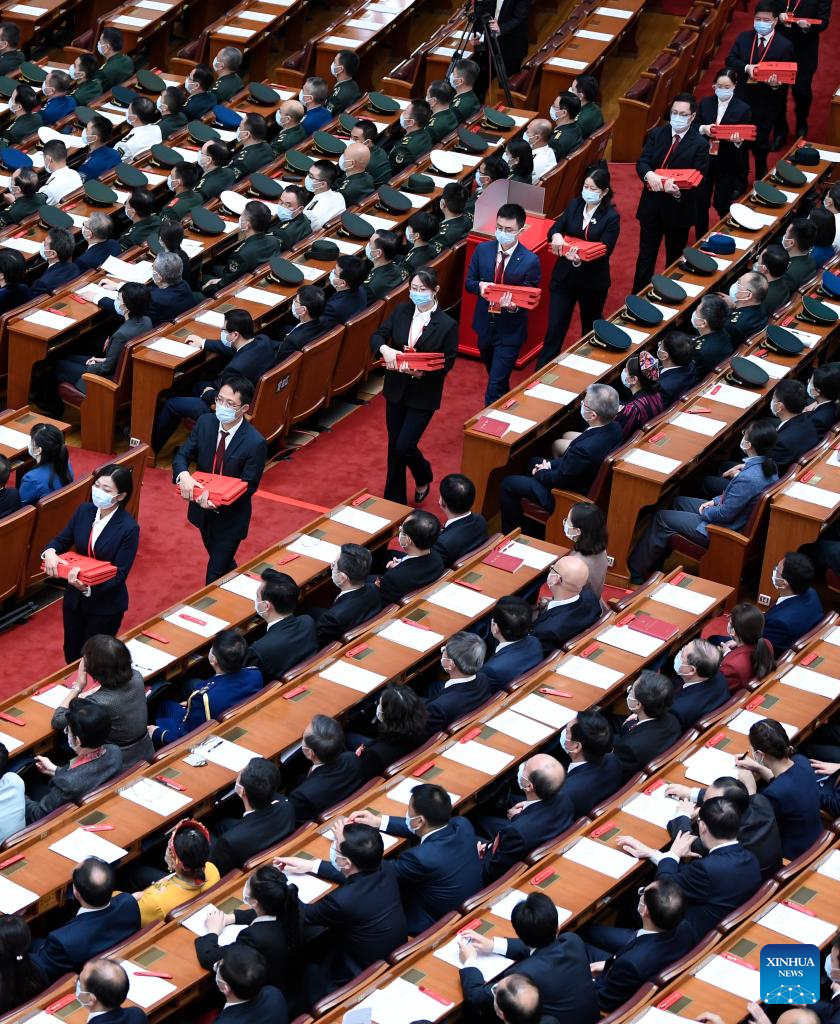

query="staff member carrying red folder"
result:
[42,463,139,663]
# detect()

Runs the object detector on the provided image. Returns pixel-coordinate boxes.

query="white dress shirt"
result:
[116,122,162,163]
[39,164,82,205]
[303,189,346,231]
[89,507,117,555]
[715,96,732,124]
[531,144,557,183]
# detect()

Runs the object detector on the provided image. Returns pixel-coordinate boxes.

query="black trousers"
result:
[63,600,125,663]
[384,400,435,504]
[537,282,609,368]
[633,220,690,294]
[199,516,243,584]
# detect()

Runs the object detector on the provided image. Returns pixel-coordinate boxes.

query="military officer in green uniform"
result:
[119,189,161,251]
[212,47,245,102]
[0,85,42,147]
[0,167,46,226]
[450,58,481,123]
[389,99,433,173]
[572,75,604,138]
[272,100,307,155]
[399,212,438,275]
[94,28,134,89]
[230,113,274,181]
[549,92,583,159]
[349,119,392,187]
[203,200,279,295]
[336,141,375,205]
[324,50,362,115]
[197,140,236,200]
[271,184,313,251]
[425,80,459,143]
[156,87,188,141]
[363,229,408,301]
[71,54,103,106]
[429,181,471,255]
[161,162,204,222]
[0,23,24,76]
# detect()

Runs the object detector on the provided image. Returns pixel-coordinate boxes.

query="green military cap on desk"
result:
[250,82,281,106]
[726,354,768,389]
[481,106,514,130]
[429,149,462,175]
[727,202,766,232]
[311,131,346,157]
[219,189,248,216]
[770,159,806,188]
[455,125,490,154]
[136,68,166,94]
[306,239,339,261]
[649,274,686,305]
[0,77,16,99]
[39,204,73,230]
[84,179,117,205]
[339,210,374,239]
[188,121,220,145]
[591,319,631,351]
[191,206,226,235]
[248,172,284,200]
[267,254,304,284]
[681,246,717,275]
[0,148,32,171]
[284,149,313,175]
[752,180,787,207]
[18,61,46,85]
[764,325,804,355]
[111,85,138,108]
[115,163,148,188]
[74,106,96,125]
[366,91,399,114]
[150,144,182,169]
[624,294,663,327]
[405,172,434,194]
[337,113,358,134]
[799,294,838,326]
[792,144,819,166]
[377,185,412,214]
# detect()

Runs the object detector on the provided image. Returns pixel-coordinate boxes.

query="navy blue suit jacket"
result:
[534,421,623,494]
[288,751,363,825]
[48,503,139,615]
[481,790,575,882]
[386,815,483,932]
[808,401,839,442]
[378,550,445,605]
[312,582,382,645]
[31,260,81,295]
[246,613,318,682]
[89,1010,147,1024]
[31,893,142,980]
[432,512,489,568]
[671,671,730,729]
[773,415,819,473]
[149,280,198,324]
[482,635,544,692]
[76,238,120,271]
[203,333,278,402]
[563,755,625,817]
[217,987,287,1024]
[659,363,698,406]
[465,240,541,346]
[320,286,368,330]
[761,754,822,859]
[424,675,490,733]
[636,124,710,228]
[596,923,695,1012]
[531,588,602,654]
[763,588,824,656]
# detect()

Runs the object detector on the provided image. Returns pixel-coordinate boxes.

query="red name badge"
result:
[459,917,483,933]
[0,712,24,727]
[142,630,169,644]
[456,579,483,592]
[46,994,78,1014]
[657,992,685,1010]
[540,687,573,698]
[460,726,482,743]
[671,571,687,584]
[591,819,616,839]
[781,899,815,916]
[530,866,554,885]
[418,986,452,1006]
[801,651,819,666]
[644,779,666,795]
[352,494,372,506]
[580,643,598,658]
[401,617,431,631]
[0,853,25,870]
[282,685,308,700]
[156,775,186,792]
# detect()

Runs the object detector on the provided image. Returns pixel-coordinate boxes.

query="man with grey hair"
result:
[670,638,728,728]
[212,46,244,101]
[147,251,197,324]
[423,631,489,732]
[526,118,557,183]
[76,211,118,271]
[499,383,623,531]
[300,76,331,135]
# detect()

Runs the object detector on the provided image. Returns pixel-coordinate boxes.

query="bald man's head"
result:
[343,141,370,172]
[280,99,304,124]
[778,1011,821,1024]
[493,974,541,1024]
[527,118,552,145]
[521,754,565,800]
[547,554,589,599]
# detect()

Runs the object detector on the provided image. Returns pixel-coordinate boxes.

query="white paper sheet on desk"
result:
[1,236,41,254]
[443,739,514,776]
[235,285,282,306]
[401,191,430,208]
[828,449,840,469]
[499,540,555,569]
[287,535,342,563]
[623,325,652,345]
[218,24,254,36]
[622,792,683,829]
[330,505,390,534]
[781,664,840,699]
[728,235,754,250]
[147,337,195,359]
[524,383,577,406]
[76,282,117,303]
[194,736,260,772]
[555,654,622,690]
[817,149,840,163]
[648,302,678,321]
[651,582,715,615]
[784,326,820,349]
[597,624,661,657]
[137,0,173,9]
[728,709,795,738]
[358,212,398,231]
[0,424,32,450]
[818,849,840,880]
[103,255,154,282]
[119,777,191,816]
[324,34,359,46]
[181,238,204,257]
[379,619,444,651]
[359,977,451,1024]
[326,236,364,254]
[114,14,151,26]
[621,448,681,475]
[488,709,553,745]
[432,45,467,56]
[710,255,734,270]
[319,660,386,694]
[0,873,37,914]
[427,582,494,617]
[386,776,459,806]
[595,4,632,14]
[297,263,325,281]
[30,682,75,709]
[563,836,636,877]
[50,828,128,863]
[759,902,836,945]
[682,746,737,785]
[515,692,576,729]
[260,0,292,5]
[240,8,274,20]
[548,56,588,70]
[576,27,613,40]
[195,310,226,328]
[696,955,760,1000]
[557,352,605,375]
[634,1009,700,1024]
[172,147,201,164]
[347,16,383,27]
[0,730,22,753]
[705,382,760,408]
[180,903,247,943]
[9,3,45,11]
[164,605,230,638]
[671,411,726,437]
[744,354,788,380]
[125,637,176,677]
[24,309,76,330]
[433,936,513,980]
[121,960,176,1008]
[785,481,840,508]
[221,573,262,601]
[490,887,572,925]
[292,871,333,903]
[98,109,125,124]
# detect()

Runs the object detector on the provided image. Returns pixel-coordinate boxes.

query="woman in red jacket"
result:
[716,603,776,692]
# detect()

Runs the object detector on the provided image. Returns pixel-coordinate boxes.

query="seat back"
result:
[249,351,303,446]
[329,302,384,402]
[110,443,150,521]
[0,293,42,389]
[310,962,388,1018]
[0,506,35,604]
[585,119,613,167]
[289,326,345,426]
[552,141,594,216]
[380,280,410,322]
[387,912,460,963]
[21,475,93,596]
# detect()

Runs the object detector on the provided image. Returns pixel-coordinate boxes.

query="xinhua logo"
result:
[760,944,820,1004]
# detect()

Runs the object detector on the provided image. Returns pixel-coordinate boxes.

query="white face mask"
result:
[338,152,346,172]
[97,40,107,55]
[807,379,818,400]
[516,764,527,790]
[740,435,750,455]
[330,63,341,77]
[69,64,78,80]
[156,98,165,114]
[549,104,560,122]
[690,310,703,330]
[771,569,785,590]
[254,596,268,618]
[186,77,198,93]
[91,485,115,510]
[81,128,88,146]
[715,86,734,102]
[563,518,580,541]
[405,227,415,246]
[28,442,40,461]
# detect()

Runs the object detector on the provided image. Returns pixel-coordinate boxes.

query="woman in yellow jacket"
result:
[135,818,220,926]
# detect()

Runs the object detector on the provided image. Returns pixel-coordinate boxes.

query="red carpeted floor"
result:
[2,8,839,693]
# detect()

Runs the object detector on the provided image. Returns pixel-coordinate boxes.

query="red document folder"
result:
[44,552,117,585]
[188,472,247,506]
[752,62,797,83]
[482,284,543,308]
[558,238,608,262]
[709,124,757,141]
[472,416,508,437]
[654,168,704,188]
[628,616,679,641]
[483,549,524,573]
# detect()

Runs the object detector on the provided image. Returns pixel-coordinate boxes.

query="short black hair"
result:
[671,91,697,113]
[205,140,231,167]
[760,243,789,278]
[699,292,729,331]
[224,308,255,338]
[82,634,133,689]
[46,227,74,263]
[0,22,20,47]
[211,628,248,673]
[173,161,201,190]
[88,113,112,143]
[42,139,68,163]
[0,250,24,285]
[120,281,149,319]
[311,158,337,189]
[699,795,740,840]
[707,776,749,816]
[573,75,598,102]
[788,217,817,251]
[634,671,674,718]
[511,892,558,948]
[427,79,454,105]
[220,374,254,407]
[129,96,156,125]
[492,595,533,642]
[240,757,280,808]
[408,98,431,128]
[335,254,366,290]
[128,188,155,219]
[352,118,379,144]
[219,945,267,1001]
[644,878,685,931]
[334,50,359,75]
[47,70,71,94]
[66,698,112,747]
[242,112,268,141]
[440,473,475,514]
[297,284,326,319]
[100,26,124,50]
[773,378,808,415]
[401,509,441,549]
[339,822,383,871]
[191,65,214,92]
[336,542,372,584]
[556,92,581,119]
[13,84,37,114]
[452,58,479,85]
[407,211,439,243]
[158,219,184,251]
[243,200,272,234]
[494,976,542,1024]
[442,181,467,214]
[410,783,452,827]
[755,0,779,14]
[259,568,299,615]
[569,709,613,761]
[780,551,815,594]
[659,330,694,367]
[304,714,344,763]
[371,229,400,262]
[161,85,184,113]
[85,960,130,1009]
[72,857,114,907]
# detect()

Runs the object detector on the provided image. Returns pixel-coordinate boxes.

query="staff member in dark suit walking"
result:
[777,0,831,137]
[42,463,139,663]
[633,93,710,293]
[370,268,458,504]
[172,377,267,584]
[726,1,796,178]
[695,70,752,236]
[474,0,531,96]
[537,164,620,368]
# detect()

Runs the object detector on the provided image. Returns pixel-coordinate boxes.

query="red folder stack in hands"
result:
[654,168,704,188]
[557,238,608,262]
[187,472,248,506]
[752,62,797,83]
[482,284,543,308]
[388,350,447,372]
[44,552,117,585]
[709,124,757,141]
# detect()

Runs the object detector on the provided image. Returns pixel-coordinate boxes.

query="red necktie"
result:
[494,250,508,284]
[213,430,228,474]
[662,135,680,168]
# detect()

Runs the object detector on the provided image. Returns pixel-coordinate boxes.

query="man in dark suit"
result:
[75,211,120,270]
[632,93,710,293]
[97,251,197,327]
[695,79,752,235]
[483,595,545,692]
[763,551,824,655]
[458,893,599,1024]
[691,293,734,374]
[671,638,729,728]
[491,975,546,1024]
[75,959,148,1024]
[31,858,141,980]
[424,631,490,733]
[584,878,694,1012]
[465,203,542,404]
[500,383,622,530]
[478,754,576,882]
[246,569,318,681]
[377,510,445,605]
[209,758,295,875]
[560,710,625,817]
[288,715,363,825]
[31,226,81,295]
[350,783,483,934]
[656,332,698,407]
[312,543,382,645]
[618,796,762,941]
[172,377,267,584]
[613,672,683,780]
[215,946,288,1024]
[434,473,488,568]
[274,285,327,359]
[320,255,368,330]
[777,0,831,137]
[531,554,602,655]
[474,0,531,87]
[770,379,820,472]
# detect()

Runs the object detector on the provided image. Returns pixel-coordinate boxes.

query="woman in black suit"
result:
[536,163,620,368]
[42,463,140,662]
[370,267,458,504]
[354,684,430,781]
[696,69,752,236]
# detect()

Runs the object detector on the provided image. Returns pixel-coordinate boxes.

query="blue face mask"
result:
[409,289,430,306]
[215,404,237,426]
[39,241,47,260]
[715,87,734,102]
[405,812,418,833]
[276,205,293,222]
[670,113,690,133]
[365,242,374,260]
[220,329,232,348]
[91,485,115,510]
[581,187,601,204]
[729,282,741,302]
[114,298,126,318]
[754,18,773,34]
[673,651,684,675]
[329,842,342,869]
[495,228,517,247]
[474,170,484,193]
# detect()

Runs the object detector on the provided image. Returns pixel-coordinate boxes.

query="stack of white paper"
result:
[483,411,537,435]
[555,655,622,690]
[180,904,246,945]
[0,424,33,450]
[817,849,840,880]
[622,792,683,829]
[744,355,788,380]
[239,9,274,20]
[30,683,76,709]
[319,660,386,694]
[164,606,229,638]
[695,955,760,1000]
[125,638,176,677]
[500,541,555,569]
[359,977,451,1024]
[330,505,389,534]
[426,582,494,616]
[650,583,714,615]
[121,960,177,1008]
[597,625,662,657]
[103,256,154,282]
[9,4,45,13]
[114,14,151,25]
[728,709,795,738]
[595,5,632,16]
[442,740,514,776]
[218,24,254,36]
[433,936,513,979]
[0,873,37,913]
[324,34,359,46]
[633,1008,698,1024]
[781,664,840,699]
[487,709,553,745]
[649,302,678,321]
[759,903,835,944]
[119,778,191,816]
[378,620,444,652]
[195,310,226,328]
[0,730,22,753]
[705,383,760,408]
[523,383,577,406]
[576,27,613,40]
[235,286,282,306]
[785,482,840,509]
[192,737,260,772]
[563,836,636,877]
[292,872,333,903]
[220,574,262,601]
[671,412,726,437]
[386,777,459,805]
[824,626,840,647]
[682,746,737,784]
[1,237,41,254]
[147,338,195,359]
[287,536,342,563]
[558,352,605,375]
[548,56,588,70]
[49,828,128,863]
[359,212,397,232]
[24,309,76,330]
[515,693,576,729]
[622,449,681,475]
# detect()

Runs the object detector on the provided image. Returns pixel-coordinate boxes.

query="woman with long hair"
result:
[20,422,73,505]
[0,917,47,1012]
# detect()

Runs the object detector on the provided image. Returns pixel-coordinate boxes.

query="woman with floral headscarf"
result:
[134,818,220,925]
[616,351,663,439]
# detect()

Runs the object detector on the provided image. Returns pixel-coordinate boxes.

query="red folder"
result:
[628,616,678,642]
[752,62,797,84]
[483,549,523,573]
[43,552,117,585]
[709,124,757,141]
[654,168,704,189]
[390,350,446,372]
[558,238,608,262]
[183,472,248,506]
[472,416,508,437]
[482,284,543,308]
